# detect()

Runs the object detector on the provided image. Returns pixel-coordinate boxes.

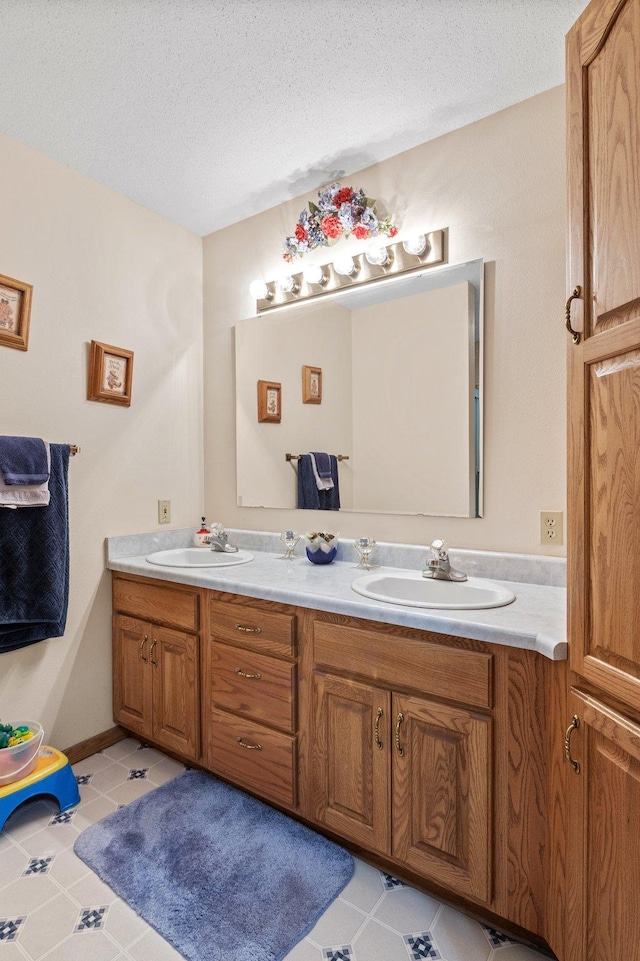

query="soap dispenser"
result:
[194,517,211,548]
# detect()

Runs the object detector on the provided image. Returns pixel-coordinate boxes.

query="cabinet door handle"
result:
[565,285,581,345]
[564,714,580,774]
[235,623,262,634]
[150,638,158,668]
[140,634,148,663]
[374,707,384,749]
[235,668,262,679]
[236,737,262,751]
[395,712,404,756]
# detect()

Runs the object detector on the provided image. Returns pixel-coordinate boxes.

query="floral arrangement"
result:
[283,182,397,262]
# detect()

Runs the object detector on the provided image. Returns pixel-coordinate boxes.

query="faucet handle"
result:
[429,539,449,559]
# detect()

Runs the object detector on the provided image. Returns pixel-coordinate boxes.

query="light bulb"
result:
[333,252,358,276]
[249,279,270,300]
[276,275,298,294]
[402,234,428,256]
[303,264,327,286]
[365,243,391,267]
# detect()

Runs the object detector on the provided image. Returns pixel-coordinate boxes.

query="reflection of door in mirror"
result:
[234,260,482,518]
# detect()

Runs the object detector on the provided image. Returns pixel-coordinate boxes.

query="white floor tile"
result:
[38,930,121,961]
[351,917,414,961]
[4,800,58,843]
[306,897,368,946]
[101,739,142,762]
[145,758,185,787]
[487,944,549,960]
[104,778,156,806]
[338,858,385,914]
[102,899,148,950]
[0,844,30,890]
[16,892,83,960]
[67,870,119,907]
[0,874,60,916]
[71,753,116,777]
[0,943,25,960]
[127,928,186,961]
[371,884,441,935]
[72,796,118,832]
[89,762,131,794]
[282,936,325,961]
[17,822,79,858]
[432,905,492,961]
[45,848,91,888]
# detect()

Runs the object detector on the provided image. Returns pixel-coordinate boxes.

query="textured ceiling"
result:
[0,0,585,236]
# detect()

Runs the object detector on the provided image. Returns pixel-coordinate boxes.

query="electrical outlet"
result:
[158,499,171,524]
[540,510,563,545]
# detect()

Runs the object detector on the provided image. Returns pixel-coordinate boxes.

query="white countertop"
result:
[107,531,567,661]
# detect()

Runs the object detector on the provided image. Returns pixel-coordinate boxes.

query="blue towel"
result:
[0,436,49,485]
[297,454,340,511]
[0,444,70,653]
[311,451,332,479]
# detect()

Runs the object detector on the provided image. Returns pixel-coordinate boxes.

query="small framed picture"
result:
[302,365,322,404]
[257,380,281,423]
[88,340,134,407]
[0,273,33,351]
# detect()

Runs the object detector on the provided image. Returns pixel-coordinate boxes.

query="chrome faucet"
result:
[206,524,239,553]
[422,539,467,581]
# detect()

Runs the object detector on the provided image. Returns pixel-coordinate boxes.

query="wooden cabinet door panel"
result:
[113,615,152,738]
[567,689,640,961]
[151,627,200,761]
[567,0,640,707]
[392,693,492,904]
[313,673,391,854]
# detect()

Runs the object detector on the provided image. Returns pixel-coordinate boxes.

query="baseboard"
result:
[63,726,127,765]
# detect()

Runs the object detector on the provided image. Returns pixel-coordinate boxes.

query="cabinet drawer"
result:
[210,598,295,658]
[314,620,493,709]
[209,642,296,732]
[113,577,199,632]
[207,708,296,808]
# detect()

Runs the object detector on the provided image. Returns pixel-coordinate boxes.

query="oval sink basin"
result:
[146,548,254,568]
[352,571,515,610]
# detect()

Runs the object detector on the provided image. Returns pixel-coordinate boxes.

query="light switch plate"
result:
[158,499,171,524]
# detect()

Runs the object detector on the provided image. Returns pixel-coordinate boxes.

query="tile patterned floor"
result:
[0,737,551,961]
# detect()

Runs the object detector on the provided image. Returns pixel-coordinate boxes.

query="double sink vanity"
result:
[108,528,566,951]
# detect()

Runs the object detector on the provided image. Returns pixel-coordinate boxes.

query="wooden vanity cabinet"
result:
[204,593,299,810]
[112,574,201,761]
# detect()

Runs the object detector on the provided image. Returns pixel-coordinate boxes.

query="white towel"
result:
[309,453,334,491]
[0,442,51,508]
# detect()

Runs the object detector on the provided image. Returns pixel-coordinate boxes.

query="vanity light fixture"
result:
[249,279,273,301]
[251,228,446,313]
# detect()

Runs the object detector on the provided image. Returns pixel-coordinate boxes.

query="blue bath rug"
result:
[74,769,354,961]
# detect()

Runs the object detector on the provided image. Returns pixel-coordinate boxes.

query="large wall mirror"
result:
[234,258,483,517]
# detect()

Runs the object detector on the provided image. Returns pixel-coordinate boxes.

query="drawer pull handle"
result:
[236,737,263,751]
[235,668,262,679]
[564,714,580,774]
[235,623,262,634]
[150,638,158,668]
[140,634,148,663]
[395,712,404,756]
[374,707,384,749]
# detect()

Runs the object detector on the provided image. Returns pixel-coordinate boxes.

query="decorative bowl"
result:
[306,545,338,565]
[305,532,339,565]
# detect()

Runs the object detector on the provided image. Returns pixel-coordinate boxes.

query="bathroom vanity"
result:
[109,532,566,952]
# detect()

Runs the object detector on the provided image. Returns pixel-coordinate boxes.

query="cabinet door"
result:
[113,614,152,738]
[312,672,391,854]
[392,693,492,904]
[567,0,640,706]
[566,689,640,961]
[150,626,200,761]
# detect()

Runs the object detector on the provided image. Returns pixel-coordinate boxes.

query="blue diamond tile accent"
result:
[50,809,75,825]
[128,768,148,780]
[381,871,406,889]
[324,946,353,961]
[23,856,53,876]
[404,934,441,960]
[75,774,92,785]
[75,907,107,932]
[483,926,517,948]
[0,918,25,941]
[136,742,150,750]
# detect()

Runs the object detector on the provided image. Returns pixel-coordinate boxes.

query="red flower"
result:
[283,252,293,262]
[295,223,308,243]
[321,216,343,239]
[333,187,353,207]
[388,226,398,238]
[352,225,369,240]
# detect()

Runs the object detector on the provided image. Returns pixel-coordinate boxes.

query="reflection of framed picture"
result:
[257,380,281,423]
[302,365,322,404]
[0,273,33,351]
[88,340,134,407]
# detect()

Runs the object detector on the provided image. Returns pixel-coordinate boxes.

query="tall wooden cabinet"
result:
[565,1,640,958]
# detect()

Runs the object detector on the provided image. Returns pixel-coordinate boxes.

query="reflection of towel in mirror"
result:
[0,440,51,507]
[0,444,70,654]
[297,454,340,510]
[310,452,333,491]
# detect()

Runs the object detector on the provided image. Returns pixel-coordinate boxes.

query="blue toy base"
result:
[0,747,80,833]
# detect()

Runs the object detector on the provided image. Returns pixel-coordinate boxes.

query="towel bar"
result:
[285,453,349,462]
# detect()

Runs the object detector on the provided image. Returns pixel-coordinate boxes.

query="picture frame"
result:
[88,340,134,407]
[302,365,322,404]
[257,380,281,423]
[0,273,33,351]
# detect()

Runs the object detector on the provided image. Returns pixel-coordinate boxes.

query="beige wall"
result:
[203,85,567,555]
[0,133,204,748]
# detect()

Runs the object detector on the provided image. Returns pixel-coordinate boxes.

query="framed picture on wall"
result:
[0,273,33,351]
[87,340,134,406]
[257,380,281,423]
[302,365,322,404]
